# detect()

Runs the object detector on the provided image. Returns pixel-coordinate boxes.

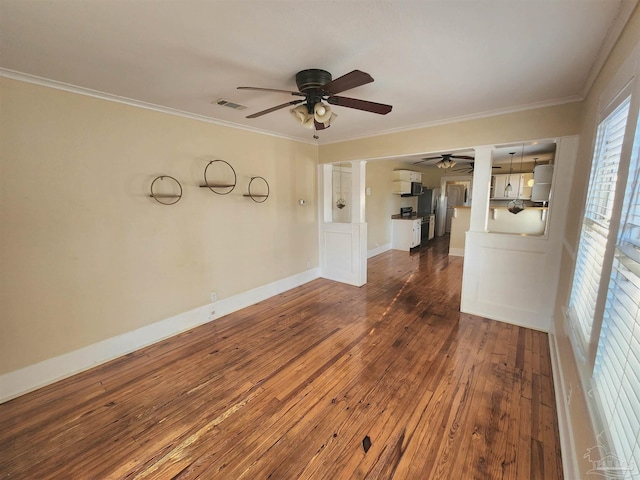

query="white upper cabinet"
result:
[531,165,553,202]
[392,170,422,183]
[491,173,533,199]
[392,170,422,195]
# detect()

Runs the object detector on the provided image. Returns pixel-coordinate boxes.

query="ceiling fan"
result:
[238,69,392,131]
[413,153,475,169]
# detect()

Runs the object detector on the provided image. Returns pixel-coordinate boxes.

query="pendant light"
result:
[336,164,346,209]
[508,145,525,214]
[527,158,537,187]
[504,152,515,196]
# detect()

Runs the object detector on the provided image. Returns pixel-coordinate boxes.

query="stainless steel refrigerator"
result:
[417,188,438,241]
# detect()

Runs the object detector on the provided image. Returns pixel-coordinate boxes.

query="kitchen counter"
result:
[390,214,424,220]
[391,217,422,250]
[450,204,549,256]
[455,205,549,210]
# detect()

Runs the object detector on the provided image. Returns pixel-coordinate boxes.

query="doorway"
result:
[438,176,472,236]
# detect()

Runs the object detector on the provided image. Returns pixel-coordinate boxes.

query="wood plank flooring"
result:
[0,236,563,479]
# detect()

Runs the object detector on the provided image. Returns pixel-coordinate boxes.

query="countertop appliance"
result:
[400,182,423,197]
[400,206,414,217]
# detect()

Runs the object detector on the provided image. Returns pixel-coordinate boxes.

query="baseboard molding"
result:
[0,268,321,403]
[448,247,465,257]
[367,243,391,258]
[548,330,579,480]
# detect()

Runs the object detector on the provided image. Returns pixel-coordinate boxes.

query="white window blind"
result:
[593,116,640,476]
[568,96,631,354]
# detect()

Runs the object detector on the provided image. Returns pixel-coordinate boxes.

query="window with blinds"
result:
[567,96,631,354]
[592,119,640,476]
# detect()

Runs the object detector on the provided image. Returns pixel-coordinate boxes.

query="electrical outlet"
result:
[210,292,217,302]
[306,261,311,269]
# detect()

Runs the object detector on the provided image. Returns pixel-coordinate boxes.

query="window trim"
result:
[567,49,640,373]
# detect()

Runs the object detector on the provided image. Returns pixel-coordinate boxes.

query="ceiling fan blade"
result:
[314,120,329,130]
[246,99,304,119]
[327,96,392,115]
[322,70,374,95]
[413,158,440,165]
[450,155,475,161]
[238,86,305,96]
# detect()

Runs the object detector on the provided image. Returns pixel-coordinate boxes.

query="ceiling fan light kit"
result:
[436,159,456,169]
[239,68,391,136]
[314,102,333,123]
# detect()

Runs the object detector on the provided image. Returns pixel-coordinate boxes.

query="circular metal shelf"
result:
[150,175,182,205]
[243,176,270,203]
[201,160,236,195]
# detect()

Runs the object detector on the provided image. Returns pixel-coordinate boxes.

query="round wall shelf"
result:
[200,160,236,194]
[243,176,270,203]
[150,175,182,205]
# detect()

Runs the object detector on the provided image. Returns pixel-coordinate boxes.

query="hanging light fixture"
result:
[528,158,537,187]
[504,152,515,196]
[508,145,526,214]
[290,104,315,129]
[290,101,336,131]
[336,163,346,209]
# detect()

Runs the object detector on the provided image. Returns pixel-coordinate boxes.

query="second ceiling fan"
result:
[413,153,475,169]
[414,153,501,173]
[238,69,392,131]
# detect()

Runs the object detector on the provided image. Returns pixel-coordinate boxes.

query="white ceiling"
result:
[0,1,634,145]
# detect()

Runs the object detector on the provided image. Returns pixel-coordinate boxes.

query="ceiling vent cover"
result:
[213,99,247,110]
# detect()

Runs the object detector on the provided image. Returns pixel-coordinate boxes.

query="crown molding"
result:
[0,68,317,145]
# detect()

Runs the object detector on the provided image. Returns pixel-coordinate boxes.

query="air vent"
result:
[212,99,247,111]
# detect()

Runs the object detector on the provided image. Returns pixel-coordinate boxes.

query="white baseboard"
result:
[548,330,578,480]
[0,268,321,403]
[449,247,465,257]
[367,243,391,258]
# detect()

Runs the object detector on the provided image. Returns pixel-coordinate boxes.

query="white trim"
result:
[448,247,465,257]
[562,236,577,262]
[548,330,580,480]
[0,68,317,145]
[367,243,391,258]
[0,268,320,403]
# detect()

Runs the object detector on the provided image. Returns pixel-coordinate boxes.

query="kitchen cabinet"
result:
[392,218,421,251]
[491,173,533,199]
[392,170,422,182]
[392,180,413,195]
[531,164,553,202]
[392,170,422,195]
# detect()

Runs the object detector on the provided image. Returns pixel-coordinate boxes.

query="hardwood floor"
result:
[0,236,563,479]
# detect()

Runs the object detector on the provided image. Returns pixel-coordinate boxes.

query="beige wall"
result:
[0,78,319,373]
[319,102,582,164]
[449,207,470,253]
